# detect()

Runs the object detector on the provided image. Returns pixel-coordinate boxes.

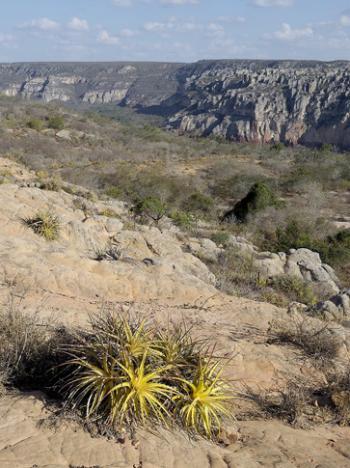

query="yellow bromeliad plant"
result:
[60,314,233,439]
[108,351,174,423]
[173,359,232,437]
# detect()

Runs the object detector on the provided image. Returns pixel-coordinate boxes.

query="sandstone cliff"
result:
[1,60,350,148]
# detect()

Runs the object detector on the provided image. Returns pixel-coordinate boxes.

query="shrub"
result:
[268,317,341,367]
[21,211,60,241]
[132,196,168,225]
[27,118,44,131]
[211,231,230,247]
[105,186,122,199]
[48,115,65,131]
[263,220,350,270]
[169,210,195,230]
[270,275,316,306]
[183,192,214,214]
[223,182,281,223]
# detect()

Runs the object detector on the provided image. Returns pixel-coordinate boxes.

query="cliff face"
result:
[1,60,350,147]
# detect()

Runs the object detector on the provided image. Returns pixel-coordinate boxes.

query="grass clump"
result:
[60,313,233,438]
[21,210,60,241]
[268,317,341,367]
[94,244,121,262]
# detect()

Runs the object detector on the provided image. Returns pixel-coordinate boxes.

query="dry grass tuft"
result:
[21,210,60,241]
[267,317,341,367]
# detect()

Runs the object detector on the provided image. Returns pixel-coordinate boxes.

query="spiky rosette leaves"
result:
[173,359,232,436]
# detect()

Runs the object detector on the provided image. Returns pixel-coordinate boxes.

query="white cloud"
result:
[98,30,120,44]
[144,21,170,32]
[68,17,89,31]
[22,17,60,31]
[0,34,15,45]
[340,15,350,27]
[252,0,293,6]
[217,16,246,24]
[120,28,138,37]
[272,23,313,41]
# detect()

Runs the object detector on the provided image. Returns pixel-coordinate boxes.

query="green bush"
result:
[211,231,230,247]
[132,196,168,224]
[170,210,195,230]
[183,192,214,214]
[105,186,122,199]
[270,275,316,306]
[48,115,65,131]
[264,220,350,269]
[223,182,281,223]
[27,118,44,131]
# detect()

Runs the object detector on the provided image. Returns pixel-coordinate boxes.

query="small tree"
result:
[132,196,168,225]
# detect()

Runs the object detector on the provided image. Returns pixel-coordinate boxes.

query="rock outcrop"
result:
[1,60,350,147]
[253,247,340,295]
[0,157,350,467]
[311,289,350,322]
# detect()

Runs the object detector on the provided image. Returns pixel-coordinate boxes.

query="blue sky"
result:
[0,0,350,62]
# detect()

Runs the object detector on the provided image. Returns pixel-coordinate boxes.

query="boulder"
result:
[253,248,340,295]
[311,289,350,322]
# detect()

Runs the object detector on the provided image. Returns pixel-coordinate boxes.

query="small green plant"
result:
[105,186,122,199]
[99,208,118,218]
[170,210,195,230]
[211,231,230,247]
[21,211,60,241]
[48,115,65,131]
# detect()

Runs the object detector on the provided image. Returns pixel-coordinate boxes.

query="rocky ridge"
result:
[1,60,350,147]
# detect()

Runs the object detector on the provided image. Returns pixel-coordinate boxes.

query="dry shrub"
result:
[245,379,330,428]
[268,317,341,367]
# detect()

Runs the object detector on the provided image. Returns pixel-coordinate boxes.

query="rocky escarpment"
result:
[1,60,350,147]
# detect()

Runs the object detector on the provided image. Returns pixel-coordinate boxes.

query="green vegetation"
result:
[27,118,44,131]
[21,211,60,241]
[132,196,168,225]
[183,192,214,214]
[48,115,65,130]
[223,182,281,223]
[169,210,195,230]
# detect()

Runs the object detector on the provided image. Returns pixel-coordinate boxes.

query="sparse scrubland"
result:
[0,96,350,465]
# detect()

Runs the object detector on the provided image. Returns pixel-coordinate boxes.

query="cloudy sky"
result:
[0,0,350,62]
